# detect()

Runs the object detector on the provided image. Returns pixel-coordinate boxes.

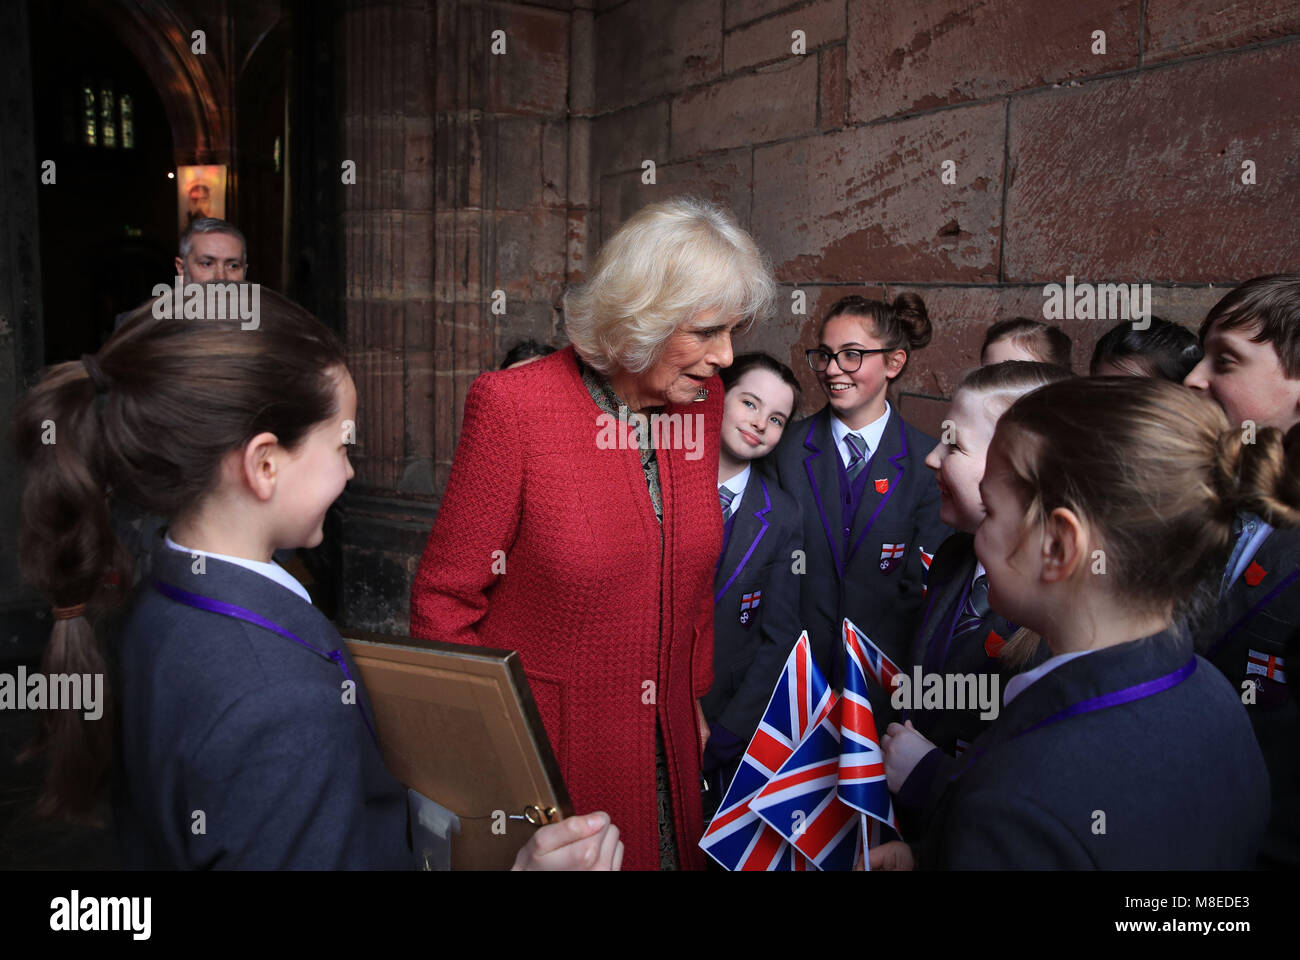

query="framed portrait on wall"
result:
[175,164,226,233]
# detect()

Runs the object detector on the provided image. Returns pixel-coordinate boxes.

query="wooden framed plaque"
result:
[342,630,572,870]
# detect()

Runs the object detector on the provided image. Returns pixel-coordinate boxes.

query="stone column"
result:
[0,0,49,659]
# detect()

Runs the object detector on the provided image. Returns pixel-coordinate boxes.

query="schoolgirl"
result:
[906,362,1069,757]
[876,378,1272,869]
[14,291,619,870]
[769,294,949,713]
[702,353,804,810]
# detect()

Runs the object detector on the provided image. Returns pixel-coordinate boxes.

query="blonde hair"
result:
[563,197,775,375]
[955,361,1074,666]
[956,359,1073,421]
[993,378,1300,638]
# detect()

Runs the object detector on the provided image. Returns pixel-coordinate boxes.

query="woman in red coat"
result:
[410,198,775,869]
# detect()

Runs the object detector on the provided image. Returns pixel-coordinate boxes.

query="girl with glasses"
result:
[769,295,949,722]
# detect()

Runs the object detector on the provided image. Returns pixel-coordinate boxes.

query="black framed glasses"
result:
[805,347,890,373]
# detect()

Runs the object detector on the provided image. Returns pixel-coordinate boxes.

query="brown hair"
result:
[720,351,802,417]
[819,293,932,379]
[1198,274,1300,378]
[992,377,1300,636]
[12,288,347,821]
[981,317,1073,370]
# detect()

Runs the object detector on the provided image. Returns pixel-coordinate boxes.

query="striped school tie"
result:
[719,486,737,522]
[952,573,990,638]
[844,433,869,482]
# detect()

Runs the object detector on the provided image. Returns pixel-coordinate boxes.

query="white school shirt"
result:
[1002,649,1098,706]
[1228,515,1275,589]
[718,464,752,516]
[830,401,892,469]
[165,532,312,605]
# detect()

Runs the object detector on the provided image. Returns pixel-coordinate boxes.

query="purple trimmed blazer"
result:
[702,473,804,745]
[767,403,949,710]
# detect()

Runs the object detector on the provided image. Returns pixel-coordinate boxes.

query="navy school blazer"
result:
[905,532,1048,757]
[113,532,410,869]
[768,403,949,703]
[702,473,804,745]
[1196,525,1300,869]
[916,632,1269,869]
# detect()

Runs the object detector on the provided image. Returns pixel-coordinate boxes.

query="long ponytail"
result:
[13,359,129,822]
[13,289,347,820]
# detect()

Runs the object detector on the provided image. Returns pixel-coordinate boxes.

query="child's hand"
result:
[511,812,623,871]
[696,700,711,758]
[868,841,915,871]
[881,720,937,792]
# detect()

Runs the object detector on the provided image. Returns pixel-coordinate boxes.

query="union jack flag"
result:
[843,617,902,693]
[1247,649,1286,683]
[699,631,833,870]
[919,546,934,573]
[919,546,934,596]
[746,621,901,870]
[840,619,899,835]
[750,697,863,870]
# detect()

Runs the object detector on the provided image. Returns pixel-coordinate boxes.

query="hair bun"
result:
[891,292,932,351]
[1211,428,1245,523]
[1235,423,1300,528]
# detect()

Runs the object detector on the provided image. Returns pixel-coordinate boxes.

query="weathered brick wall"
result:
[334,0,1299,632]
[585,0,1300,436]
[336,0,588,631]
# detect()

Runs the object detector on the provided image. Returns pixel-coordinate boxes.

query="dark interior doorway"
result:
[30,0,177,363]
[237,21,289,292]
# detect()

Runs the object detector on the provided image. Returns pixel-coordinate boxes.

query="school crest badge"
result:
[874,478,890,494]
[879,542,905,574]
[1246,648,1287,709]
[739,590,762,627]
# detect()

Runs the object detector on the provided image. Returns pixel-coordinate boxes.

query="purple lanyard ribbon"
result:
[950,656,1196,781]
[151,578,380,749]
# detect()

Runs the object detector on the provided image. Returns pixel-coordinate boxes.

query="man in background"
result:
[175,217,247,283]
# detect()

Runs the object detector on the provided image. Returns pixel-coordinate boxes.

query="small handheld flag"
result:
[919,546,934,596]
[750,698,863,871]
[699,631,833,870]
[840,619,900,836]
[843,617,902,693]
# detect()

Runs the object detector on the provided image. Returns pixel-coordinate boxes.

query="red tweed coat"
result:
[409,346,722,870]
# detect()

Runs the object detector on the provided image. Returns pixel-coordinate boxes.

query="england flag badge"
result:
[739,590,762,627]
[879,542,906,574]
[1246,648,1287,709]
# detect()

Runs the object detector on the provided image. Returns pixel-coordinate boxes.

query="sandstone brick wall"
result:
[334,0,1299,630]
[583,0,1300,435]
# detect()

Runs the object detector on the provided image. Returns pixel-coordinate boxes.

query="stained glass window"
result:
[99,87,116,148]
[120,94,134,149]
[82,85,96,146]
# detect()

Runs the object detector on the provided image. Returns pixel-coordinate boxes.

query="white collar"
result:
[1003,648,1095,706]
[719,464,752,502]
[830,401,892,466]
[164,532,312,605]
